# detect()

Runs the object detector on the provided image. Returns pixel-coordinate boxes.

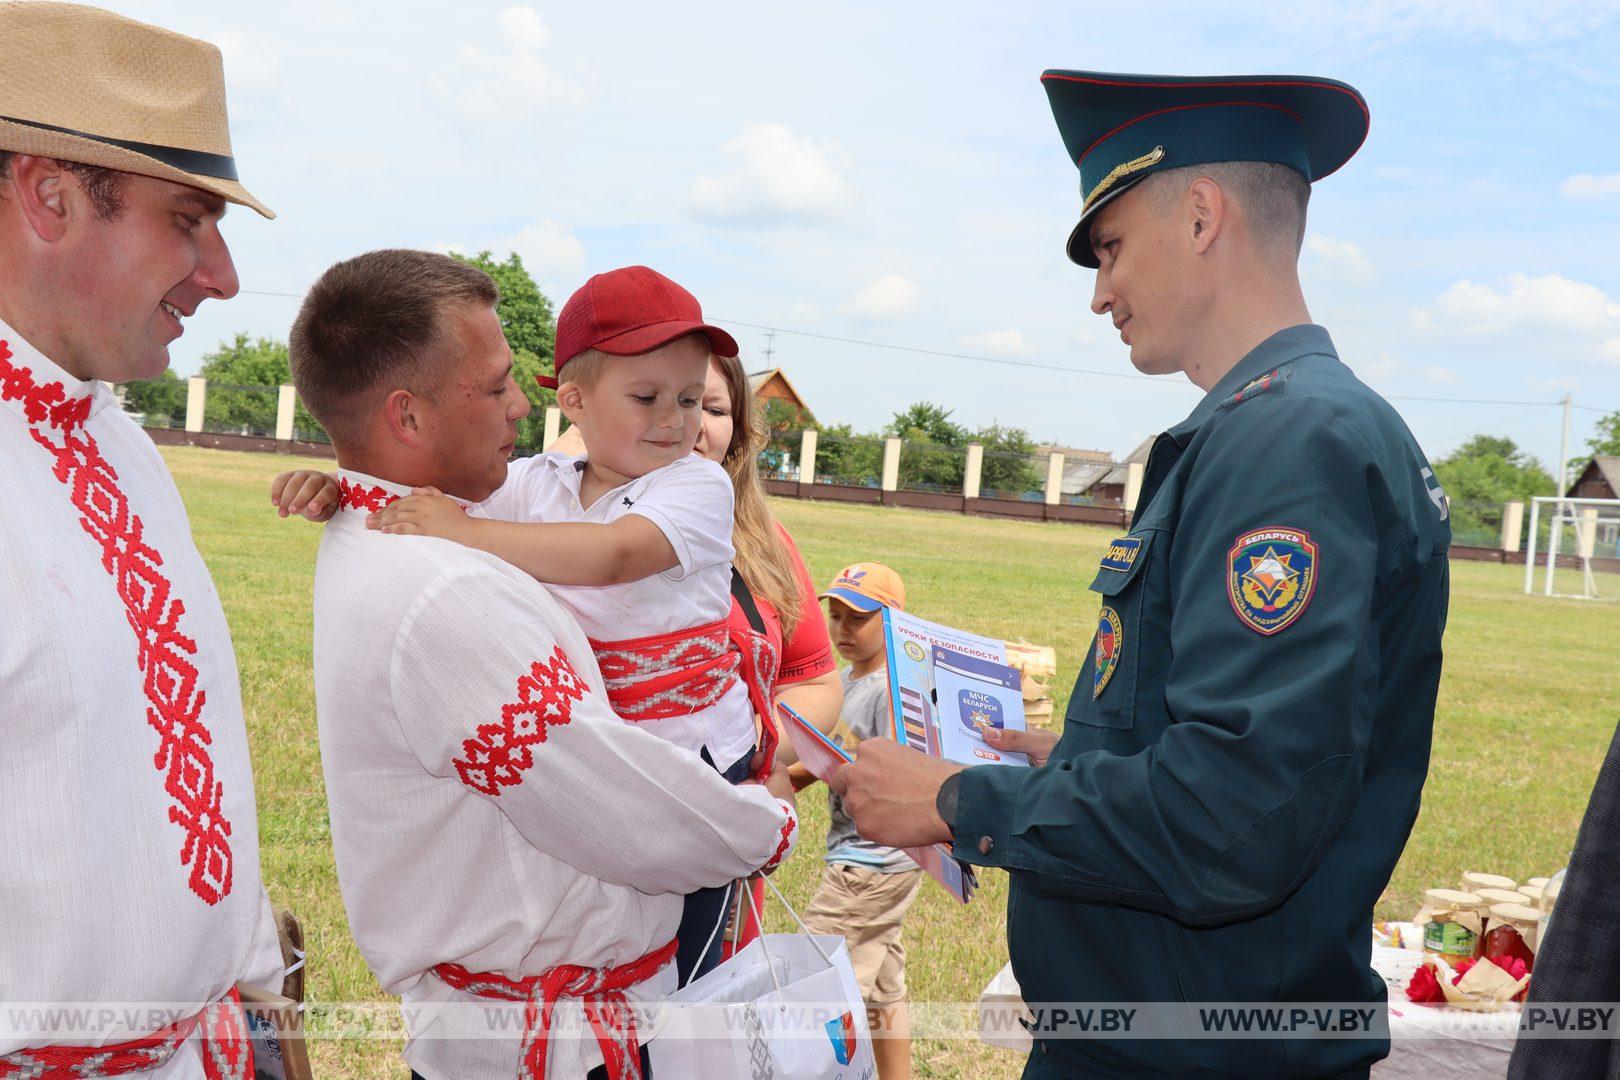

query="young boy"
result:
[804,562,924,1080]
[271,265,793,982]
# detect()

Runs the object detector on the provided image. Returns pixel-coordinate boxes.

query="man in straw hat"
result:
[835,71,1452,1079]
[1,3,282,1076]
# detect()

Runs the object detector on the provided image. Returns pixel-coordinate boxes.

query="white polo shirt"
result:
[477,452,757,767]
[0,322,283,1074]
[314,469,797,1079]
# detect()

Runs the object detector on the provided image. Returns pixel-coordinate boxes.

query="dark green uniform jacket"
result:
[953,325,1451,1079]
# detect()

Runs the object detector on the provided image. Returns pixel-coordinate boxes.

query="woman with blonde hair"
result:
[693,351,843,964]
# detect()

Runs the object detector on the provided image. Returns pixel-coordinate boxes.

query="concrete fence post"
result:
[798,429,818,485]
[963,443,984,499]
[184,376,206,433]
[881,437,901,492]
[1500,501,1524,553]
[542,406,562,450]
[1124,461,1146,513]
[275,384,297,442]
[1044,452,1066,506]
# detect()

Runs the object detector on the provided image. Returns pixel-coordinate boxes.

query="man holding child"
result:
[283,249,798,1079]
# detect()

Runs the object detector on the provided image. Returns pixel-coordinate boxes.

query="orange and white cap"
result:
[819,562,906,613]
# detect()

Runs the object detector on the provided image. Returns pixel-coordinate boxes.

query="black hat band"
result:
[0,113,239,181]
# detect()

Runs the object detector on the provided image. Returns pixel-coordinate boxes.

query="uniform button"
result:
[978,836,994,855]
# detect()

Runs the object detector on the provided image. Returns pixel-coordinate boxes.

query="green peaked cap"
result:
[1041,70,1370,267]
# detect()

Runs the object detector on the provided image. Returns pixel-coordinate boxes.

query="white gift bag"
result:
[648,876,877,1080]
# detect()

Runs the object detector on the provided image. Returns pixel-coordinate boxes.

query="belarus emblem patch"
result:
[1227,526,1318,635]
[1094,605,1124,698]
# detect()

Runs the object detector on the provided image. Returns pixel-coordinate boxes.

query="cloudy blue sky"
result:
[120,0,1620,470]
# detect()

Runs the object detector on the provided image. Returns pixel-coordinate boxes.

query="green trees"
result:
[115,251,561,448]
[450,251,557,455]
[118,368,187,427]
[808,401,1043,495]
[1430,435,1556,546]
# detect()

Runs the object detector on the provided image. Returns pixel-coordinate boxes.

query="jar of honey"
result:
[1422,889,1486,963]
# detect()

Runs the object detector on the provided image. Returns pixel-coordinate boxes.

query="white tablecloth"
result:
[976,946,1520,1078]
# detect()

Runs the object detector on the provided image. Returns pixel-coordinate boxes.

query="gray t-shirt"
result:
[825,667,919,872]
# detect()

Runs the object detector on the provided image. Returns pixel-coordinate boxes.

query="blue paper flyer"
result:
[930,645,1029,768]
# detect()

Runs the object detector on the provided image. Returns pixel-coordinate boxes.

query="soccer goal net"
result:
[1524,496,1620,600]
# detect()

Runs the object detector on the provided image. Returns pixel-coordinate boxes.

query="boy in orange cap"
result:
[805,562,923,1080]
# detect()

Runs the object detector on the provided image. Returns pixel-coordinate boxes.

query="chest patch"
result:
[1094,605,1124,698]
[1227,526,1318,636]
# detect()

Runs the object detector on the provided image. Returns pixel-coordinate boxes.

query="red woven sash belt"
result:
[434,938,677,1080]
[0,988,252,1079]
[590,619,740,722]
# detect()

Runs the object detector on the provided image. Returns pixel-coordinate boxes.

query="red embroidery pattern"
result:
[455,645,588,796]
[763,799,797,871]
[434,938,676,1080]
[0,345,234,905]
[0,986,252,1079]
[337,476,398,513]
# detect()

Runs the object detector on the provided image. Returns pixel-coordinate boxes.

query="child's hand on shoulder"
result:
[271,470,341,522]
[367,487,472,542]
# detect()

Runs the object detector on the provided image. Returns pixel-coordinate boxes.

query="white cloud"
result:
[844,273,919,320]
[1414,273,1620,341]
[1530,374,1582,392]
[1304,233,1375,285]
[212,30,281,93]
[1349,352,1399,384]
[690,123,852,225]
[966,329,1031,356]
[1561,173,1620,198]
[1423,365,1461,385]
[1278,0,1617,48]
[503,220,585,284]
[435,5,584,119]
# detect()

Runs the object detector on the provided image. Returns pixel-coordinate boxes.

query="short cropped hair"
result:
[557,333,713,391]
[0,151,126,219]
[557,348,612,390]
[289,249,498,448]
[1143,161,1310,260]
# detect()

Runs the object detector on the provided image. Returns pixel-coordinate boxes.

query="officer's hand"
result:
[828,738,961,849]
[983,725,1059,767]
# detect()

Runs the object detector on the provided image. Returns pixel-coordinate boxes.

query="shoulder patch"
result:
[1227,526,1317,635]
[1219,364,1293,410]
[1100,535,1143,572]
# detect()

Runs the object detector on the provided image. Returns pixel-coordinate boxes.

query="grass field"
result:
[164,445,1620,1079]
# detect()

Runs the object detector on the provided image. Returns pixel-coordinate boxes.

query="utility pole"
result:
[1556,393,1573,498]
[763,330,776,365]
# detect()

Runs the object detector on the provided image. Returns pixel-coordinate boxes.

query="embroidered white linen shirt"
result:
[314,469,797,1079]
[0,323,283,1073]
[477,452,756,768]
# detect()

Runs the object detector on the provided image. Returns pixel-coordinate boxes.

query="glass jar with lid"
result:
[1422,889,1486,964]
[1483,903,1538,1001]
[1461,872,1518,894]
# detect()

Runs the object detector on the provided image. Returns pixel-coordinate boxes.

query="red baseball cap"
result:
[540,265,740,389]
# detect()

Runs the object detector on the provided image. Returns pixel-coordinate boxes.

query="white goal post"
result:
[1523,496,1620,600]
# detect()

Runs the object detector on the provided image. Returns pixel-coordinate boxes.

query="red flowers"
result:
[1404,954,1531,1005]
[1405,962,1445,1003]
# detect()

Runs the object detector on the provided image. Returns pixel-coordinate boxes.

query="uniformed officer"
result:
[831,71,1452,1079]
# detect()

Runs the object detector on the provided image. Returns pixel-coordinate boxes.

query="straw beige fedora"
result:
[0,1,272,218]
